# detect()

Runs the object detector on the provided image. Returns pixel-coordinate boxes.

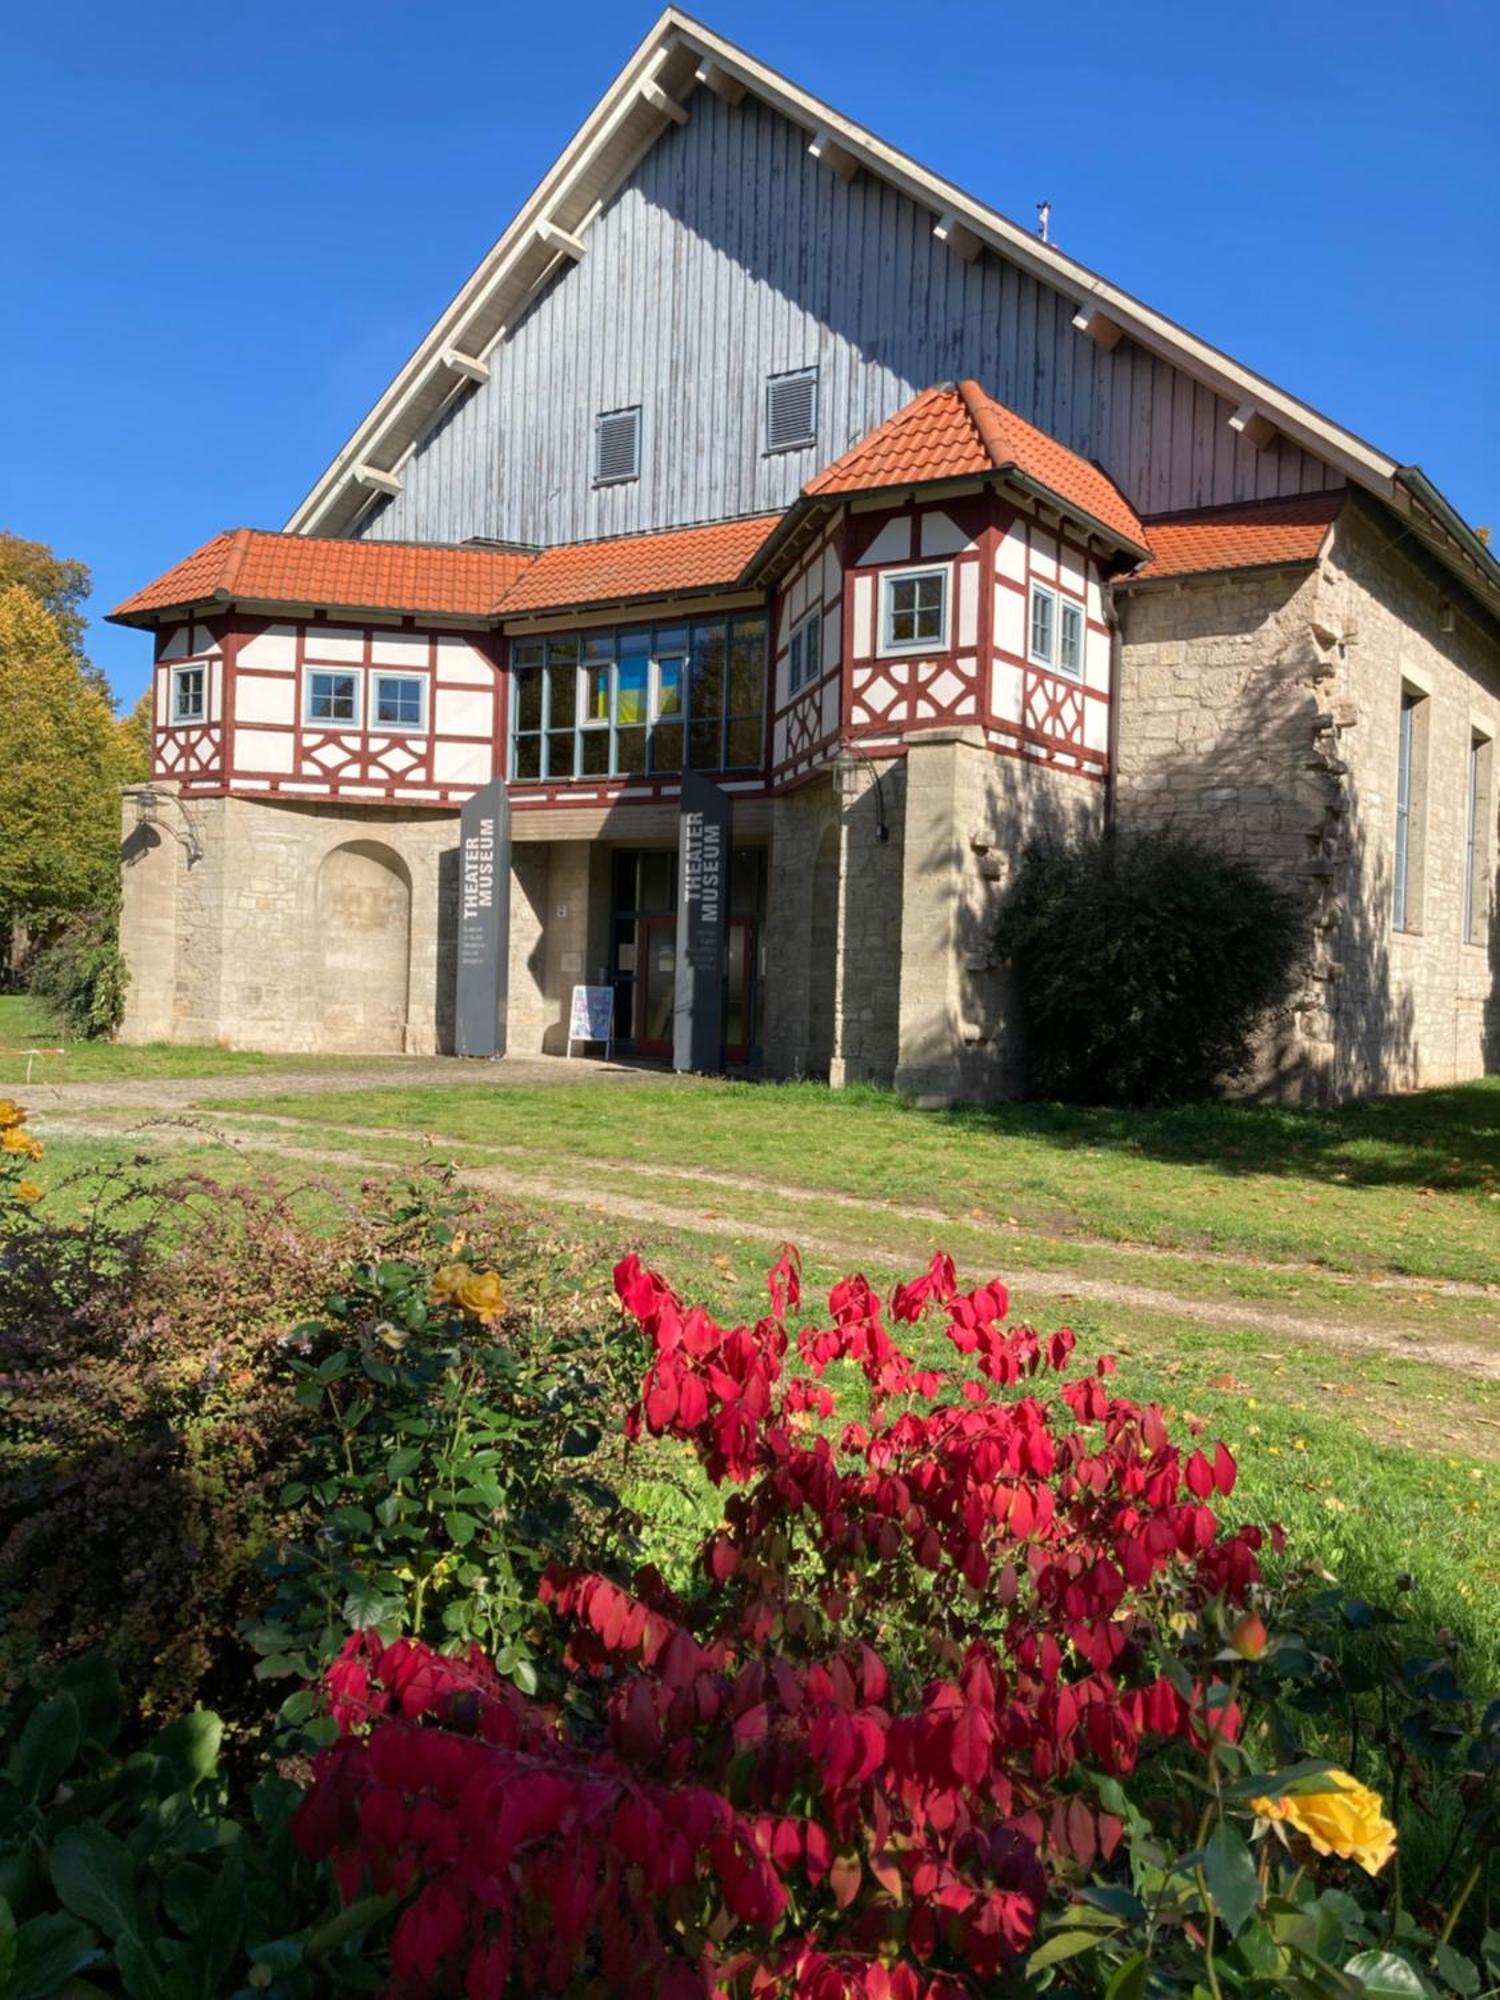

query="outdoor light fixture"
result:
[833,740,890,844]
[131,785,204,865]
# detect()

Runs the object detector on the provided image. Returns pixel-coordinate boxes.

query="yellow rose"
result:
[2,1128,42,1160]
[15,1181,43,1204]
[456,1270,506,1321]
[429,1262,470,1307]
[0,1100,25,1130]
[1252,1770,1396,1875]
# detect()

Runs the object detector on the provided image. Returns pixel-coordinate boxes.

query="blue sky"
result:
[5,0,1496,706]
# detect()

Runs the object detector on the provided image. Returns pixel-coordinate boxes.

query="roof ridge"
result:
[217,527,254,600]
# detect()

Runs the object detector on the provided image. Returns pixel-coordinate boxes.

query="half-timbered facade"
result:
[111,11,1500,1100]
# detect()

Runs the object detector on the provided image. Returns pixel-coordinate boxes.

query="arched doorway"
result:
[315,841,412,1052]
[805,824,839,1078]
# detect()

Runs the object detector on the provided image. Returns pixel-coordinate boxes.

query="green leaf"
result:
[304,1892,400,1962]
[1225,1759,1337,1801]
[1236,1919,1282,1977]
[150,1712,223,1790]
[7,1911,104,2000]
[0,1895,16,1989]
[1343,1950,1429,1997]
[1104,1953,1148,2000]
[342,1583,402,1629]
[178,1856,244,1997]
[443,1511,479,1547]
[1433,1943,1479,1996]
[1029,1930,1107,1971]
[56,1657,122,1752]
[384,1447,423,1480]
[10,1691,81,1804]
[1204,1821,1260,1938]
[327,1507,374,1534]
[51,1825,144,1944]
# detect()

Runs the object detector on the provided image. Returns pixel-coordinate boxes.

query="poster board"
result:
[455,776,511,1058]
[673,770,729,1074]
[568,985,614,1058]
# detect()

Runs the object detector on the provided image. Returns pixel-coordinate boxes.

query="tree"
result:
[0,585,124,932]
[115,689,152,785]
[0,530,102,685]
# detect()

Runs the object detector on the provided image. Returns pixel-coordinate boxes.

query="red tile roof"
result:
[804,381,1149,552]
[1126,492,1344,584]
[110,529,535,624]
[493,514,780,617]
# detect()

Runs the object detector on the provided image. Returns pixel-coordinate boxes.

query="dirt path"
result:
[35,1103,1500,1385]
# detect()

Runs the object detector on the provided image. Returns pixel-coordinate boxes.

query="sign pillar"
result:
[673,770,729,1074]
[455,776,511,1058]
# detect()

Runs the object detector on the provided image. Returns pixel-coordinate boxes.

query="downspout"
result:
[1104,579,1123,832]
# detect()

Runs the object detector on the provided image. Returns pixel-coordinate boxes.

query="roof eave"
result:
[1115,555,1324,593]
[497,577,766,623]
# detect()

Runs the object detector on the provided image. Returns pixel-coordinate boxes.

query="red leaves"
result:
[297,1246,1271,2000]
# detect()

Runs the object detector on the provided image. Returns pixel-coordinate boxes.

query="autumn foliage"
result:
[294,1246,1273,1997]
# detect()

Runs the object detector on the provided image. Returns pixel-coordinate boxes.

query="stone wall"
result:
[831,757,905,1087]
[762,776,839,1079]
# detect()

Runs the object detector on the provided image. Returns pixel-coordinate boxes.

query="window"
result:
[509,615,766,781]
[766,367,818,453]
[1058,599,1084,677]
[307,670,360,726]
[1029,583,1056,666]
[1464,730,1493,945]
[1393,685,1429,933]
[372,674,426,729]
[788,605,821,693]
[880,566,948,654]
[594,405,641,485]
[171,664,205,723]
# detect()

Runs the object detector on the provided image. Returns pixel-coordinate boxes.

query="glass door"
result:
[637,914,677,1059]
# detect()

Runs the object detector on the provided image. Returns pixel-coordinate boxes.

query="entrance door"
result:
[637,914,677,1058]
[724,917,755,1066]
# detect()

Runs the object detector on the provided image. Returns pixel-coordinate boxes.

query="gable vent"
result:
[766,367,818,453]
[594,405,641,485]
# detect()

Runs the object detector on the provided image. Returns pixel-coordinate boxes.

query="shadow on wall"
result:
[1112,581,1417,1106]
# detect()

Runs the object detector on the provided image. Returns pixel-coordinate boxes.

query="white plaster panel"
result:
[234,675,297,725]
[994,586,1025,661]
[369,630,431,666]
[1030,529,1058,580]
[852,575,873,659]
[1085,626,1111,694]
[958,563,979,649]
[996,523,1027,583]
[191,623,222,656]
[437,636,497,685]
[304,625,366,663]
[159,625,190,662]
[821,540,841,607]
[209,659,223,723]
[773,717,788,763]
[1059,541,1085,598]
[1086,572,1104,622]
[822,604,842,673]
[821,678,840,737]
[433,739,494,784]
[238,623,298,670]
[435,686,492,737]
[235,728,296,774]
[1082,698,1109,752]
[920,509,974,558]
[154,667,169,727]
[861,516,913,568]
[992,661,1024,725]
[788,566,808,622]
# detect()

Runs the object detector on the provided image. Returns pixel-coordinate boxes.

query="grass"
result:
[0,995,359,1086]
[201,1072,1500,1286]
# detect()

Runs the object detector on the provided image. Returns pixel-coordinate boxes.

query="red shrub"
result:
[295,1247,1272,1997]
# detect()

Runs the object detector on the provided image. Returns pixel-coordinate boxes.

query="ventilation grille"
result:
[766,368,818,453]
[594,405,641,485]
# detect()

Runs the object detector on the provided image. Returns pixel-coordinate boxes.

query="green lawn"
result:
[202,1072,1500,1286]
[0,994,358,1086]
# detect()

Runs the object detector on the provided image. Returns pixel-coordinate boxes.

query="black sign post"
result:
[673,770,729,1074]
[455,776,511,1059]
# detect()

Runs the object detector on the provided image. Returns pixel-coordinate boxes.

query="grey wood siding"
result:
[360,87,1337,548]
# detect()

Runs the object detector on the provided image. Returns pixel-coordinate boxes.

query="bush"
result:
[992,828,1306,1103]
[26,910,129,1038]
[291,1246,1499,1998]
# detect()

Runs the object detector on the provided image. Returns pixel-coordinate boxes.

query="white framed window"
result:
[788,605,821,693]
[306,669,360,726]
[370,673,426,731]
[1463,730,1493,945]
[1028,583,1056,667]
[171,663,206,723]
[1058,599,1084,677]
[879,565,949,655]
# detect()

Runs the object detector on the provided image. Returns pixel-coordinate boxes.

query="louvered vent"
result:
[594,405,641,485]
[765,368,818,452]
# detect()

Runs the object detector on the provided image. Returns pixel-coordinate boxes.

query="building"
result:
[110,11,1500,1102]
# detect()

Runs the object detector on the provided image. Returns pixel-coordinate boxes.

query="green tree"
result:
[0,585,123,931]
[0,530,102,685]
[115,688,152,785]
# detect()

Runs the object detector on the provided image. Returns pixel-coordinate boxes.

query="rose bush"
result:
[287,1246,1498,1997]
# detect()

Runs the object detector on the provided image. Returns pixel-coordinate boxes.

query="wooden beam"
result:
[808,126,858,182]
[351,462,402,497]
[440,347,490,385]
[693,57,745,104]
[933,210,981,262]
[1229,401,1278,450]
[1072,302,1124,351]
[640,78,689,125]
[535,219,587,260]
